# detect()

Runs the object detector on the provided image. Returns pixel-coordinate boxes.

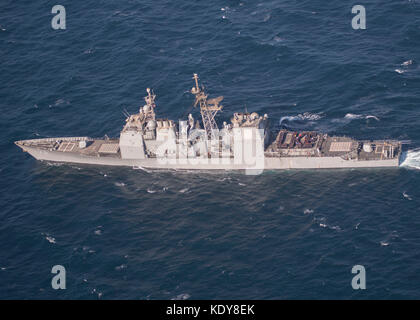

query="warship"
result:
[15,74,402,172]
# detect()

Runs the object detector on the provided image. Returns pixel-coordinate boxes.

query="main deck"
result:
[265,130,401,161]
[15,128,402,170]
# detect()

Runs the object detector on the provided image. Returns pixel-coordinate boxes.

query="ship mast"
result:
[143,88,156,121]
[191,73,223,139]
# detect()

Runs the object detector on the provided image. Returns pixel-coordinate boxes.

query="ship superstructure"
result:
[15,74,402,171]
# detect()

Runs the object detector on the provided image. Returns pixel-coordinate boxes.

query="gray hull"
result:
[15,76,403,172]
[21,145,400,170]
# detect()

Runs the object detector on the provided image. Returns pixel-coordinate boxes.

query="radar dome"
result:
[363,143,373,153]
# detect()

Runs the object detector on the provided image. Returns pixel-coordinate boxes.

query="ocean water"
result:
[1,0,420,299]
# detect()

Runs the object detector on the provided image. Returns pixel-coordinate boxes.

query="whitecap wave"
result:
[313,216,341,231]
[279,112,324,125]
[46,162,64,167]
[115,264,127,271]
[114,182,126,187]
[91,288,103,299]
[395,68,405,74]
[344,113,363,120]
[402,59,413,66]
[46,236,56,244]
[380,231,399,247]
[54,98,70,106]
[344,113,380,121]
[83,48,94,54]
[365,115,380,121]
[403,192,412,200]
[133,166,151,173]
[171,293,191,300]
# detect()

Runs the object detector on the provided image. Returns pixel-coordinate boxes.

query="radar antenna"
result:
[144,88,156,108]
[191,73,223,139]
[142,88,156,121]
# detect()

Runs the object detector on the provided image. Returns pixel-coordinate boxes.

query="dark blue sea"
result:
[1,0,420,299]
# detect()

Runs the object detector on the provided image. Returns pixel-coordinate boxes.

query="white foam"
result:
[314,216,341,231]
[133,166,151,173]
[304,209,314,215]
[402,60,413,66]
[46,162,63,167]
[115,264,127,271]
[91,288,103,299]
[400,149,420,170]
[279,112,324,125]
[403,192,412,200]
[345,113,363,120]
[147,188,157,194]
[100,171,108,177]
[344,113,380,121]
[272,36,284,42]
[395,68,405,74]
[54,98,70,106]
[46,236,56,244]
[179,188,190,193]
[365,115,380,121]
[171,293,191,300]
[114,182,126,187]
[83,48,94,54]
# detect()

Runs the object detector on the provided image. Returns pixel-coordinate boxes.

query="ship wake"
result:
[400,148,420,170]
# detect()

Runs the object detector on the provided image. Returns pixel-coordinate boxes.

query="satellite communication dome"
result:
[363,143,373,153]
[79,141,87,149]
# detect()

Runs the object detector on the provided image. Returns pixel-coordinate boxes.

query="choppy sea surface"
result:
[1,0,420,299]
